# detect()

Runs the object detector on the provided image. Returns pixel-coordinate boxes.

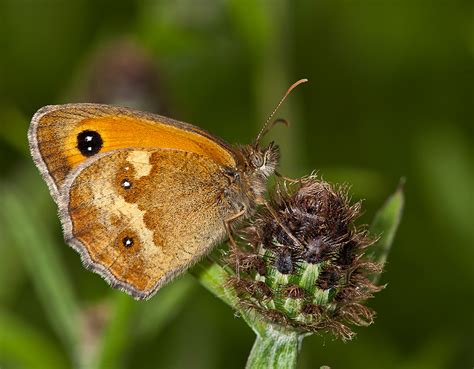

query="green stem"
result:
[193,256,304,369]
[246,326,302,369]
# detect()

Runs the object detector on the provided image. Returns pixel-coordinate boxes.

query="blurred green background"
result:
[1,1,472,368]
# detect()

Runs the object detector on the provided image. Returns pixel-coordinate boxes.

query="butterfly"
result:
[28,79,307,300]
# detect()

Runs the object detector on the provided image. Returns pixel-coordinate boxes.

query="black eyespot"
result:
[121,179,132,189]
[122,236,134,248]
[77,130,103,157]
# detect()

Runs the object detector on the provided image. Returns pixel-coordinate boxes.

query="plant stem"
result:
[192,256,304,369]
[246,326,302,369]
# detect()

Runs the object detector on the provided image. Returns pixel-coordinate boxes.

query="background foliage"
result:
[0,1,472,368]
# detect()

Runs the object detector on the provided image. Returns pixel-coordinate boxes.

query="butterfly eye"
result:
[77,130,103,157]
[251,153,264,168]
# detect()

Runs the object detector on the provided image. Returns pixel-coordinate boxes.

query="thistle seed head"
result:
[227,176,384,341]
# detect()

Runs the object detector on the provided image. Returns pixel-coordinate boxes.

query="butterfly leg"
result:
[224,207,246,247]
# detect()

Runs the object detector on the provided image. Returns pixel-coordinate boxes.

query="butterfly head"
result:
[246,141,280,178]
[233,142,279,208]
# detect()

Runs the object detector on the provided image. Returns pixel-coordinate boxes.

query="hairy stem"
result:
[246,326,302,369]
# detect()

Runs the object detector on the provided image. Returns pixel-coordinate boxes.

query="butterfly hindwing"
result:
[60,148,232,299]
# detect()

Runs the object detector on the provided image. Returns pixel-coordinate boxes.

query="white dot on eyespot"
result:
[87,146,93,151]
[121,179,131,189]
[85,136,93,142]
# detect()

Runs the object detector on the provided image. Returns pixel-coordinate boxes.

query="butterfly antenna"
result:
[255,78,308,145]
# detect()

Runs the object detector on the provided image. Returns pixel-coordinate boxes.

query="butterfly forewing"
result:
[28,103,236,203]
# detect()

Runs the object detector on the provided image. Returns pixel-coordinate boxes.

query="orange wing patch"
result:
[28,103,236,201]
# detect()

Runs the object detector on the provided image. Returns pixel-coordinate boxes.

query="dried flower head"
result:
[227,176,384,341]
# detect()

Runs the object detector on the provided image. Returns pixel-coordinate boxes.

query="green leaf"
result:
[2,183,80,359]
[369,179,405,283]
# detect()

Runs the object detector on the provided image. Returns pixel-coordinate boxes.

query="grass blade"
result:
[2,183,80,358]
[369,179,405,283]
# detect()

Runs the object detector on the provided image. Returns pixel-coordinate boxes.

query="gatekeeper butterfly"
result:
[28,79,307,300]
